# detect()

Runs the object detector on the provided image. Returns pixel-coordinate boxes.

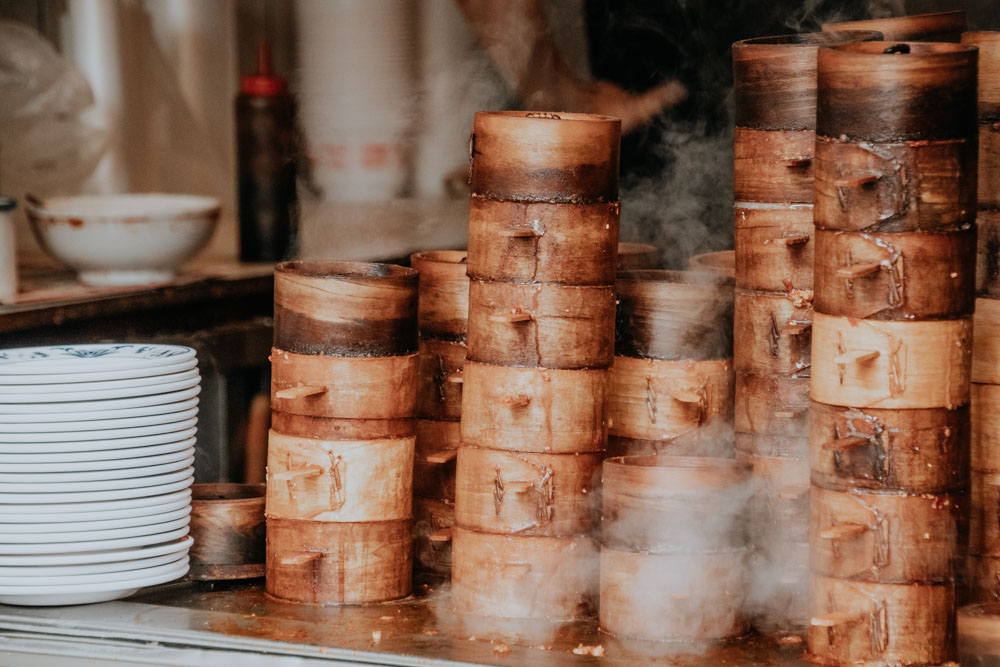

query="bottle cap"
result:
[240,42,287,97]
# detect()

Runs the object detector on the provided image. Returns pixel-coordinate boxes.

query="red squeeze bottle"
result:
[236,43,297,262]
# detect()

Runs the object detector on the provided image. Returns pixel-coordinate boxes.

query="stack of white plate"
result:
[0,344,199,606]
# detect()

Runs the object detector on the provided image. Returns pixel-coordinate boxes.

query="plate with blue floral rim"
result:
[0,344,195,375]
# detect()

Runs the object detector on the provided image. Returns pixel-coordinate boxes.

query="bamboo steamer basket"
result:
[450,528,597,620]
[270,348,417,420]
[808,575,955,666]
[735,373,810,437]
[265,431,413,522]
[813,137,978,233]
[970,470,1000,556]
[460,361,607,453]
[602,456,750,552]
[735,433,808,459]
[734,201,813,228]
[978,210,1000,297]
[973,383,1000,472]
[618,242,659,270]
[265,517,411,604]
[414,419,459,501]
[410,250,468,339]
[746,543,810,633]
[599,547,749,642]
[959,602,1000,663]
[810,312,972,409]
[189,483,265,580]
[616,270,734,361]
[273,261,418,357]
[413,496,454,578]
[810,401,969,493]
[974,298,1000,384]
[966,559,1000,605]
[416,339,466,421]
[466,279,615,369]
[606,423,734,459]
[810,485,962,583]
[733,289,813,378]
[980,123,1000,209]
[470,111,620,203]
[733,128,815,203]
[963,32,1000,119]
[455,446,601,536]
[687,250,734,277]
[735,213,814,292]
[823,10,966,42]
[733,31,883,132]
[467,196,619,285]
[813,228,976,320]
[608,356,733,442]
[737,453,810,547]
[269,412,414,441]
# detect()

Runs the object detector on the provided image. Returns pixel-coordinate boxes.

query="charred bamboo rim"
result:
[410,250,468,267]
[733,29,884,53]
[476,110,620,125]
[192,483,265,503]
[822,10,966,34]
[617,269,734,288]
[275,260,418,283]
[820,39,977,62]
[604,455,751,487]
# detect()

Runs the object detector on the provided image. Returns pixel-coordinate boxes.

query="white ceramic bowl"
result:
[26,194,220,286]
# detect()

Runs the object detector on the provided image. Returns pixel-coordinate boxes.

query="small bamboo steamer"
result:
[273,261,418,357]
[734,214,814,292]
[974,298,1000,384]
[687,250,734,278]
[467,196,620,286]
[733,128,814,203]
[602,456,750,553]
[466,279,615,369]
[608,356,733,442]
[450,528,597,621]
[189,483,266,580]
[416,339,466,421]
[810,401,969,493]
[810,312,972,409]
[265,517,411,605]
[459,361,608,453]
[808,575,956,666]
[413,496,454,578]
[414,420,459,502]
[470,110,620,203]
[978,210,1000,297]
[813,136,977,233]
[618,242,659,270]
[455,446,601,537]
[734,373,810,437]
[269,412,414,441]
[962,32,1000,119]
[270,348,417,420]
[965,558,1000,605]
[616,270,734,361]
[823,10,966,42]
[970,470,1000,556]
[816,41,978,142]
[810,485,962,583]
[980,123,1000,209]
[738,453,810,546]
[733,289,813,378]
[410,250,468,339]
[265,431,413,522]
[973,383,1000,472]
[599,547,749,642]
[735,432,808,459]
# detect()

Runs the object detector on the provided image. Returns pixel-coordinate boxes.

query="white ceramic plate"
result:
[0,386,201,416]
[0,535,192,566]
[0,516,190,546]
[0,368,199,395]
[0,375,200,404]
[0,427,198,454]
[0,407,199,434]
[0,556,189,586]
[0,506,191,534]
[0,344,195,375]
[0,416,198,443]
[0,550,188,577]
[0,562,190,606]
[0,472,192,504]
[0,358,197,385]
[0,525,190,558]
[0,454,195,484]
[0,445,194,472]
[0,464,193,494]
[0,489,191,522]
[0,437,195,464]
[0,397,199,424]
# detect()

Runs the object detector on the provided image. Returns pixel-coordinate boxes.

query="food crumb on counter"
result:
[493,642,511,656]
[371,631,381,644]
[572,644,605,657]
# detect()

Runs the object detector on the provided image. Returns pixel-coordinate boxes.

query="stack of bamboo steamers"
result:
[452,111,620,621]
[806,38,978,666]
[266,261,419,604]
[732,29,879,632]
